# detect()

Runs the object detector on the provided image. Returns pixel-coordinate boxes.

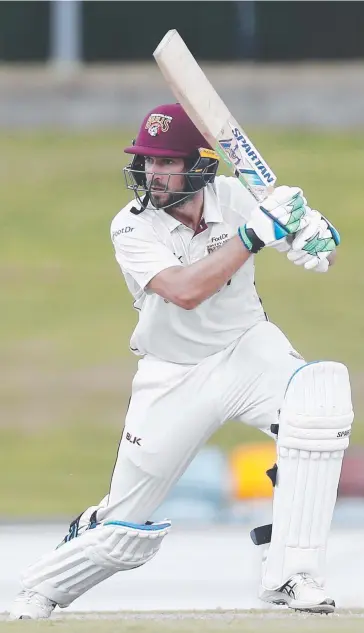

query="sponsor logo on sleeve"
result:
[112,226,135,240]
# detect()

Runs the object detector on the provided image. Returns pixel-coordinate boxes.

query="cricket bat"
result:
[153,29,276,203]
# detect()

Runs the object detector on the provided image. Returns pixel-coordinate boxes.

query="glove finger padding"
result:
[287,249,313,266]
[239,186,312,254]
[287,246,331,272]
[259,187,310,237]
[292,214,340,254]
[291,211,322,252]
[287,211,339,272]
[312,259,330,273]
[261,186,306,211]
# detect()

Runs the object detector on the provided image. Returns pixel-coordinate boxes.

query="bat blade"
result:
[153,29,276,202]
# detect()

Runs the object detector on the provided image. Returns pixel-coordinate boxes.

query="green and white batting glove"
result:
[287,210,340,272]
[238,186,311,254]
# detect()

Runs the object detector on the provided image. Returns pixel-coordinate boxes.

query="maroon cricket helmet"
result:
[124,103,212,158]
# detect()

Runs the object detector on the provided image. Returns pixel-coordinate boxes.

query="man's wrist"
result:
[238,226,265,254]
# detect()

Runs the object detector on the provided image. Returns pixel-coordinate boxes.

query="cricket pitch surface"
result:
[2,610,364,633]
[2,524,364,631]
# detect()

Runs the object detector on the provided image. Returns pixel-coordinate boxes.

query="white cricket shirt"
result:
[111,176,267,364]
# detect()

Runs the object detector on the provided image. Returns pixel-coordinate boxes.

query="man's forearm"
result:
[176,235,250,307]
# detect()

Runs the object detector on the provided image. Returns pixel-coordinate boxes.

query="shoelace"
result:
[296,573,321,589]
[14,591,32,604]
[15,591,54,608]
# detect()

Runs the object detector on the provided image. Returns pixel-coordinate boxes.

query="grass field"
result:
[4,611,364,633]
[1,129,363,516]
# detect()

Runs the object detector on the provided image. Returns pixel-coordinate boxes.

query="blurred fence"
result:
[1,1,364,63]
[1,2,364,130]
[1,63,364,129]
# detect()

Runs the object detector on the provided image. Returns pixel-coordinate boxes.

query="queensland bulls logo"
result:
[145,113,173,136]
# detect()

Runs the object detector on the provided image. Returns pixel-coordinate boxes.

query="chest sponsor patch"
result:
[206,233,229,254]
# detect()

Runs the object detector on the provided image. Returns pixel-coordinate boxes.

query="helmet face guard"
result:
[123,147,219,202]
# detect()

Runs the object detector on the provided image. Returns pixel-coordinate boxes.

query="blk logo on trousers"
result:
[126,432,142,446]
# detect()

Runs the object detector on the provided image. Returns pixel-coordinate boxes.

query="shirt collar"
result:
[202,183,224,224]
[158,184,224,233]
[158,209,182,232]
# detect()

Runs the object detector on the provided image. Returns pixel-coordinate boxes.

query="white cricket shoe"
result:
[8,590,56,620]
[259,573,335,613]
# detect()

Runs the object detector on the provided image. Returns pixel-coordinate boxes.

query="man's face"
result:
[145,156,186,209]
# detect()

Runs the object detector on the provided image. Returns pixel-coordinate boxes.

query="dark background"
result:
[1,0,363,62]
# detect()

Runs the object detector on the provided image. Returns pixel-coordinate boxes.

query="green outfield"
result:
[1,129,363,516]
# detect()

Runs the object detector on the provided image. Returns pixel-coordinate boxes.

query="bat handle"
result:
[253,184,275,204]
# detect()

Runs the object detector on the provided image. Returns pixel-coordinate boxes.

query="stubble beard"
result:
[150,188,197,212]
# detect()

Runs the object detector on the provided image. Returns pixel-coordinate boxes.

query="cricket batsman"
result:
[10,103,353,619]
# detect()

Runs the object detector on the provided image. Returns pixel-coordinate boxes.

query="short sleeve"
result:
[111,219,182,290]
[216,175,258,223]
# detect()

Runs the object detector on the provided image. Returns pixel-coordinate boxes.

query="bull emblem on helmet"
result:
[148,124,160,137]
[145,113,173,137]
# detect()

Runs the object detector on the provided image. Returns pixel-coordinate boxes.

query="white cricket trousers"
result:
[97,321,304,524]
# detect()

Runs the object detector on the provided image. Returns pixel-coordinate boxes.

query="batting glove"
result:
[238,186,311,253]
[287,210,340,272]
